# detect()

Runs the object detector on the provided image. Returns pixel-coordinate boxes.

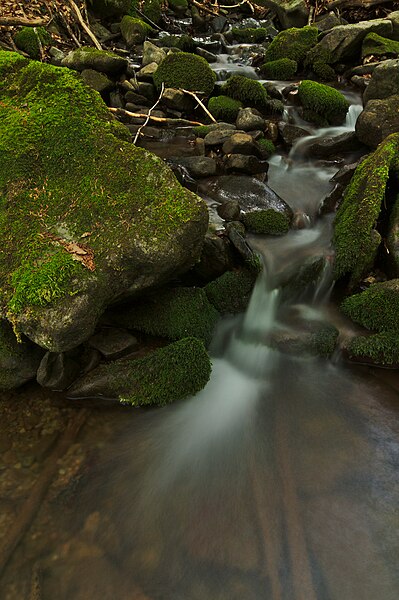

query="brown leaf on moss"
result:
[40,232,96,271]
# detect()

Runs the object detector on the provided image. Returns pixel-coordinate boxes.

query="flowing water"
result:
[1,76,399,600]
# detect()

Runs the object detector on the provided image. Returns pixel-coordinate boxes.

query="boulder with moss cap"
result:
[153,52,216,96]
[298,80,349,126]
[61,47,128,75]
[0,52,208,353]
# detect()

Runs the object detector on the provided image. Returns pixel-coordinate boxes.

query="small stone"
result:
[196,48,217,63]
[222,133,261,157]
[162,88,195,113]
[217,200,241,221]
[224,153,268,175]
[136,62,158,81]
[81,69,114,93]
[142,41,166,66]
[236,108,266,132]
[37,352,81,391]
[88,327,138,359]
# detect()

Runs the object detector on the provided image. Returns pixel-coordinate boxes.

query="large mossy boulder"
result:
[120,15,153,47]
[14,27,51,60]
[361,33,399,60]
[208,95,242,123]
[68,337,212,405]
[346,332,399,367]
[259,58,298,80]
[61,47,128,75]
[333,134,399,286]
[0,52,208,352]
[153,52,216,96]
[205,268,258,314]
[263,26,317,65]
[298,80,349,126]
[221,75,269,113]
[88,0,131,18]
[341,280,399,333]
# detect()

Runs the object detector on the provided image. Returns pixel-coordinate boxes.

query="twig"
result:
[0,17,48,26]
[68,0,102,50]
[133,7,162,31]
[133,83,165,144]
[182,89,217,123]
[108,106,205,126]
[0,409,88,580]
[192,0,220,16]
[308,6,315,25]
[54,1,81,48]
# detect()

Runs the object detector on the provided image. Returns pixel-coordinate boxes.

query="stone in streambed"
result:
[88,0,131,18]
[341,280,399,333]
[168,156,217,179]
[136,62,158,81]
[363,58,399,103]
[217,200,241,222]
[222,133,264,158]
[224,153,268,175]
[36,351,80,390]
[346,332,399,367]
[235,108,266,132]
[0,321,43,390]
[204,127,242,147]
[194,232,234,282]
[304,132,363,159]
[205,268,258,315]
[120,16,153,47]
[356,95,399,148]
[88,327,138,359]
[62,47,128,75]
[278,122,311,148]
[142,41,166,66]
[81,69,114,94]
[259,1,308,29]
[161,88,195,113]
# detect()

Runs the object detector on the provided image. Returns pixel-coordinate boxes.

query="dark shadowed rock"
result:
[356,95,399,147]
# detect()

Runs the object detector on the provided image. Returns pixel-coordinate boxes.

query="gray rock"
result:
[49,46,65,66]
[120,15,148,47]
[90,22,113,42]
[0,321,43,390]
[261,0,308,29]
[88,327,138,359]
[304,132,363,159]
[278,122,311,147]
[196,48,218,63]
[162,88,195,113]
[142,41,166,66]
[204,128,242,147]
[37,351,80,390]
[356,95,399,147]
[319,183,345,216]
[125,90,152,106]
[81,69,114,93]
[225,222,255,263]
[222,133,262,157]
[315,12,345,33]
[109,90,124,108]
[62,47,128,75]
[364,59,399,103]
[236,108,265,132]
[330,161,359,186]
[194,231,233,281]
[211,16,228,33]
[169,156,217,178]
[136,62,158,81]
[315,18,393,64]
[136,81,157,100]
[217,200,241,221]
[387,10,399,41]
[224,153,268,175]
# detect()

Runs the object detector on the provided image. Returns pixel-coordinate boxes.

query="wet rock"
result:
[319,183,345,215]
[168,156,217,178]
[225,222,255,263]
[363,58,399,103]
[196,48,217,63]
[204,127,240,147]
[88,327,138,359]
[217,200,241,221]
[304,132,363,159]
[222,133,262,157]
[194,231,233,281]
[356,95,399,148]
[162,88,195,113]
[135,81,156,100]
[261,0,308,29]
[278,122,311,147]
[37,352,81,391]
[224,153,268,175]
[109,89,124,108]
[270,323,338,358]
[81,69,114,94]
[61,47,128,75]
[210,16,228,33]
[142,40,166,66]
[235,108,266,132]
[0,321,43,390]
[330,161,359,187]
[351,75,368,91]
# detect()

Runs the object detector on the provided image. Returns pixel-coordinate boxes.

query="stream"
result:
[1,46,399,600]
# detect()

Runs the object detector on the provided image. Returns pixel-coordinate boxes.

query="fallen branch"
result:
[0,17,48,26]
[133,7,162,31]
[134,83,165,144]
[182,89,217,124]
[68,0,102,50]
[108,106,205,126]
[192,0,220,16]
[0,409,88,580]
[328,0,394,7]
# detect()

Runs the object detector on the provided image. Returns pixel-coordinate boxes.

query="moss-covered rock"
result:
[347,332,399,366]
[333,134,399,285]
[113,287,219,345]
[298,80,349,125]
[161,34,196,53]
[221,75,269,112]
[0,320,43,389]
[61,47,128,75]
[89,0,131,18]
[231,28,268,44]
[361,32,399,59]
[120,15,153,46]
[304,46,336,81]
[0,52,208,352]
[264,26,318,65]
[14,27,51,60]
[193,125,211,138]
[129,0,162,24]
[259,58,297,79]
[341,279,399,332]
[68,337,212,405]
[153,52,216,96]
[205,268,257,314]
[257,138,276,158]
[243,209,290,235]
[208,95,242,123]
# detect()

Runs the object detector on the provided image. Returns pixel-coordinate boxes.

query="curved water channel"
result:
[1,49,399,600]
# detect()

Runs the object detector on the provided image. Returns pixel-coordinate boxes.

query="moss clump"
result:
[75,337,211,406]
[309,324,339,358]
[264,98,284,114]
[231,28,268,44]
[259,58,297,80]
[221,75,269,112]
[14,27,51,60]
[243,209,290,235]
[264,26,318,65]
[304,46,335,82]
[205,268,257,314]
[114,287,219,346]
[208,95,242,123]
[193,125,211,137]
[361,32,399,59]
[333,134,399,285]
[298,80,349,125]
[120,15,153,45]
[312,61,336,82]
[161,34,196,53]
[347,332,399,366]
[153,52,216,96]
[257,138,276,158]
[341,280,399,333]
[129,0,162,24]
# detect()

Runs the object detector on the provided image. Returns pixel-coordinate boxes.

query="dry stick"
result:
[54,1,81,48]
[182,89,217,123]
[108,106,205,126]
[329,0,393,7]
[0,409,88,580]
[192,0,220,16]
[0,17,48,26]
[133,83,165,144]
[275,407,317,600]
[68,0,102,50]
[133,7,162,31]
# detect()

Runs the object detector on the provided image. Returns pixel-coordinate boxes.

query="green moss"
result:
[101,337,211,406]
[153,52,216,96]
[14,27,51,60]
[304,46,335,81]
[221,75,269,112]
[243,209,290,235]
[129,0,162,24]
[193,125,211,137]
[341,280,399,332]
[298,80,349,125]
[264,26,318,65]
[333,134,399,285]
[309,324,339,358]
[205,268,257,314]
[120,15,153,45]
[257,138,276,158]
[208,95,242,123]
[361,32,399,59]
[347,332,399,366]
[312,61,336,82]
[0,52,207,320]
[161,34,196,53]
[264,98,284,115]
[231,28,268,44]
[114,287,219,346]
[259,58,298,80]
